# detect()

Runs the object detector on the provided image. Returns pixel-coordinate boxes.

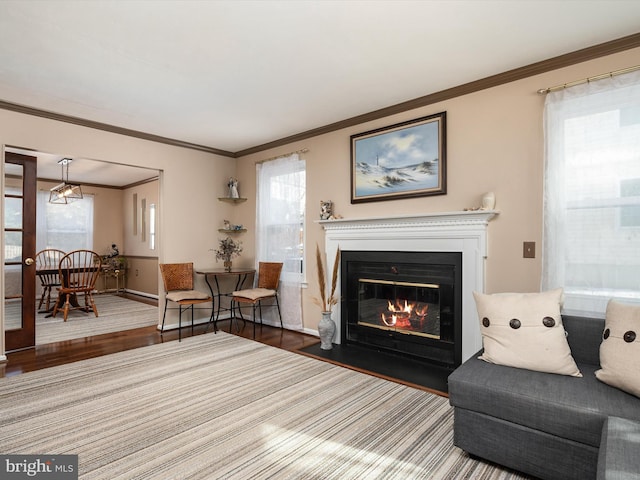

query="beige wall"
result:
[122,179,160,296]
[235,46,640,333]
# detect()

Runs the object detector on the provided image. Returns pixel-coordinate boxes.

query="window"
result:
[256,153,305,330]
[542,70,640,316]
[620,178,640,228]
[36,191,94,252]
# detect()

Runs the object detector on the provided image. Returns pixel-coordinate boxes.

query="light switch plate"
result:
[523,241,535,258]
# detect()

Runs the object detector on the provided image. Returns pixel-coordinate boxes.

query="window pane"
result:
[5,231,22,263]
[37,192,94,251]
[4,196,22,229]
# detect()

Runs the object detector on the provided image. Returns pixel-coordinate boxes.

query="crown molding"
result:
[0,100,235,158]
[236,32,640,157]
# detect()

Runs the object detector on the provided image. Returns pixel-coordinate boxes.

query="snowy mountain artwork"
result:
[351,112,446,203]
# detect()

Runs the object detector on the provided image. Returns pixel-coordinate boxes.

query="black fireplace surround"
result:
[341,250,463,368]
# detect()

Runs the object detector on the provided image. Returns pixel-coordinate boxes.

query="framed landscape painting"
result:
[350,112,446,203]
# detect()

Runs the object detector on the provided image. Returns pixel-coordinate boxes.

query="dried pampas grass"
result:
[313,244,340,312]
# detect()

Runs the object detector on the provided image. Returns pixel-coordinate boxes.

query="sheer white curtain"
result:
[36,191,94,252]
[542,70,640,316]
[256,153,305,330]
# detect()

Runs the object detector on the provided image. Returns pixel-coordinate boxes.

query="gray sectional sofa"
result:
[448,315,640,480]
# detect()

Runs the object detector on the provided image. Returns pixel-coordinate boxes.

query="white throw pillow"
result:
[596,300,640,398]
[473,288,582,377]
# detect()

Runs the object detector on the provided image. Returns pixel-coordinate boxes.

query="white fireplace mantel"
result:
[318,210,499,362]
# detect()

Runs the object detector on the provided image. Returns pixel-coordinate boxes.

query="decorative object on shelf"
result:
[313,244,340,350]
[49,158,84,204]
[320,200,333,220]
[319,200,343,220]
[351,112,446,203]
[219,220,246,233]
[212,236,243,272]
[106,243,119,258]
[481,191,496,210]
[464,192,497,212]
[228,177,239,198]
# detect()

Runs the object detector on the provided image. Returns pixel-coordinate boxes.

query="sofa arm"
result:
[597,416,640,479]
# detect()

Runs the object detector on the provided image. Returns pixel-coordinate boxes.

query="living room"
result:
[1,2,640,478]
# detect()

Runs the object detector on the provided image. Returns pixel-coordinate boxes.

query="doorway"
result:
[3,146,161,350]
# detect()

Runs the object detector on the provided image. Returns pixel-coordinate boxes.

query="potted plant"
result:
[313,244,340,349]
[213,237,243,272]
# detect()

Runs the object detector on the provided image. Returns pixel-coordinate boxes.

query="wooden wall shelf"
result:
[218,197,247,204]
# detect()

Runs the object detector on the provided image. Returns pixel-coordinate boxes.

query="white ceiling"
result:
[1,1,640,183]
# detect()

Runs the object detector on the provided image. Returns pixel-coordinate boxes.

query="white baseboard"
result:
[124,289,158,300]
[302,327,319,338]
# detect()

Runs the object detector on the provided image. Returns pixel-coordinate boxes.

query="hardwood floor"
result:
[1,318,320,378]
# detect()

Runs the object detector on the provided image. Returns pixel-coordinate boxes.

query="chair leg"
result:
[236,303,246,333]
[88,293,98,317]
[52,294,60,318]
[161,301,168,334]
[253,303,257,338]
[63,295,70,322]
[38,286,48,310]
[275,295,283,328]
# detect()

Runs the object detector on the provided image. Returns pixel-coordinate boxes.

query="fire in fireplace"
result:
[341,250,462,367]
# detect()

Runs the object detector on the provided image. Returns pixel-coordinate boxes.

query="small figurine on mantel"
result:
[464,192,496,212]
[319,200,343,220]
[320,200,333,220]
[228,178,239,198]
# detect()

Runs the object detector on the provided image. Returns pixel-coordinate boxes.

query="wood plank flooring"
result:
[1,315,320,378]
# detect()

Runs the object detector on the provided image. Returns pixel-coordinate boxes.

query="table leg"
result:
[202,274,217,332]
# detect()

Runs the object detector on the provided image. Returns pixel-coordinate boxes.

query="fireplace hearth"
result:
[341,250,462,367]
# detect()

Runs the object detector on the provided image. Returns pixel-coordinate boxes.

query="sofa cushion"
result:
[596,300,640,398]
[473,289,581,377]
[563,315,605,367]
[448,356,640,448]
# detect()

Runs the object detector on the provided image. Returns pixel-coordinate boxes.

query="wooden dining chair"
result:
[35,248,66,311]
[231,262,283,337]
[52,249,102,321]
[159,262,212,341]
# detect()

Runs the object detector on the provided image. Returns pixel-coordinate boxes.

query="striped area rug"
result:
[35,294,158,345]
[0,332,530,479]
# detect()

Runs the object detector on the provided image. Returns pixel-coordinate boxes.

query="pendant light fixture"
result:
[49,158,83,204]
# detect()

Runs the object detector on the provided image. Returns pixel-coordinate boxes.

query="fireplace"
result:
[341,250,462,367]
[318,210,498,363]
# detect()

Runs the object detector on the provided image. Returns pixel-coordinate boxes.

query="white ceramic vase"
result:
[481,192,496,210]
[318,311,336,350]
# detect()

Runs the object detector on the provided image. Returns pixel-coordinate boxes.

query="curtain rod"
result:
[256,148,309,164]
[537,64,640,94]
